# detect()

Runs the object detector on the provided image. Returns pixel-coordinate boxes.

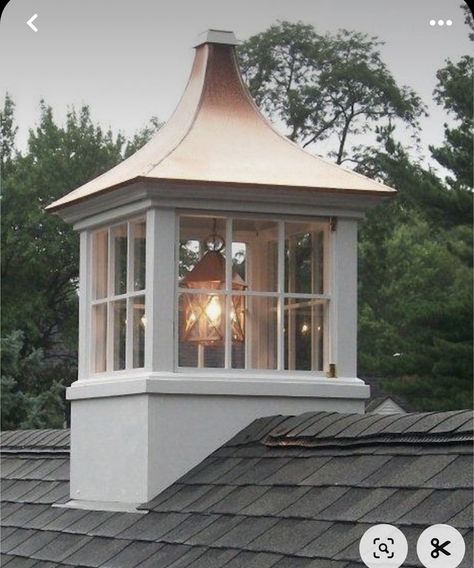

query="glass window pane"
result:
[132,296,145,368]
[240,295,278,370]
[92,303,107,372]
[178,293,225,368]
[231,294,246,369]
[112,224,128,295]
[179,216,227,286]
[112,300,126,370]
[284,299,324,371]
[232,242,247,287]
[92,229,108,299]
[285,223,325,294]
[233,218,278,292]
[132,221,146,291]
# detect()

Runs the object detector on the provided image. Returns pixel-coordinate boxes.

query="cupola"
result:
[48,29,395,510]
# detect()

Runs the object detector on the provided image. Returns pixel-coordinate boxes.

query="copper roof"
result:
[47,30,396,212]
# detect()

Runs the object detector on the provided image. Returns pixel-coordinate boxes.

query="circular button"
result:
[359,524,408,568]
[417,524,465,568]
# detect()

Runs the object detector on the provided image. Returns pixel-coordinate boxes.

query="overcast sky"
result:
[0,0,471,172]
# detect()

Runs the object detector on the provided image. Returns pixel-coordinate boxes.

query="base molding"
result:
[54,500,147,514]
[67,372,369,401]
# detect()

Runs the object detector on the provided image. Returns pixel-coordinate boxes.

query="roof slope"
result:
[1,410,473,568]
[47,32,395,212]
[363,376,415,414]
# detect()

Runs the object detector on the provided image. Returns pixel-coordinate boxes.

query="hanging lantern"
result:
[181,228,246,345]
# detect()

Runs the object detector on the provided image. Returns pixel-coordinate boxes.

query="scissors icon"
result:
[431,538,451,558]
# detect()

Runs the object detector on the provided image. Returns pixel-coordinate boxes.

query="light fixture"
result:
[181,222,246,345]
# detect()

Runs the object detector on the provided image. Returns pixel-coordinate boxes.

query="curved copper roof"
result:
[48,30,395,212]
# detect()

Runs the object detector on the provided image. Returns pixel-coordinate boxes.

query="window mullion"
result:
[224,218,232,369]
[126,222,134,369]
[288,236,296,370]
[323,223,332,372]
[277,221,285,370]
[311,231,317,371]
[106,228,113,372]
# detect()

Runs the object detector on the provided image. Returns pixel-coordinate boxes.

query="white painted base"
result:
[67,374,368,507]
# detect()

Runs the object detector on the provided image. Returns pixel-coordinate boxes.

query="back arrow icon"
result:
[27,14,38,32]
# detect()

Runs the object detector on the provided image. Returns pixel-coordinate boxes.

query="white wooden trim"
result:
[150,208,176,372]
[125,223,134,370]
[176,288,330,300]
[78,231,90,379]
[106,228,113,373]
[224,218,232,369]
[91,289,146,305]
[277,221,285,370]
[310,231,317,371]
[288,236,296,370]
[86,218,147,377]
[63,181,383,228]
[145,209,158,371]
[67,372,369,401]
[331,218,358,378]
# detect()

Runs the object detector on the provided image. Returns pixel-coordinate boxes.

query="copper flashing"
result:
[48,32,396,212]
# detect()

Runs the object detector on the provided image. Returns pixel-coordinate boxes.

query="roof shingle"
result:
[1,410,472,567]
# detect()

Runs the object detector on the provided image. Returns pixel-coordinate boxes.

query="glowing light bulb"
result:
[206,296,221,323]
[301,323,309,334]
[141,316,147,327]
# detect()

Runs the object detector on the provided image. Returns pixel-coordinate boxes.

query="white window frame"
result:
[89,217,146,375]
[176,212,331,375]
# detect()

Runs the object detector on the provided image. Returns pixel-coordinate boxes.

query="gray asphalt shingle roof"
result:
[1,410,473,567]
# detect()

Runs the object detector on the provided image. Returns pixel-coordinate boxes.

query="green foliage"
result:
[356,130,472,410]
[462,3,474,42]
[1,331,65,429]
[125,116,163,157]
[2,98,125,354]
[1,95,159,428]
[430,55,473,196]
[238,22,425,163]
[0,93,18,171]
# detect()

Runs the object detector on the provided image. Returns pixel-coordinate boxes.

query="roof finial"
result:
[194,29,239,48]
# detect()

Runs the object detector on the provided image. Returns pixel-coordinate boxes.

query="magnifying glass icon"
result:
[379,543,389,554]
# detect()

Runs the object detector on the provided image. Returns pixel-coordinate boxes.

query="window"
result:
[178,215,329,372]
[91,219,146,373]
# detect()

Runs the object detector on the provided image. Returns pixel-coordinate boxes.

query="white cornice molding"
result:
[53,181,388,229]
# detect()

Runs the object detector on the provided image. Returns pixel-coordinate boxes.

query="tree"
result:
[1,331,65,430]
[430,55,473,197]
[125,116,163,157]
[356,127,472,410]
[2,101,125,354]
[0,93,18,172]
[462,3,474,42]
[1,96,160,428]
[238,22,425,163]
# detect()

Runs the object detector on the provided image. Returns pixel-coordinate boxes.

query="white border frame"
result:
[176,212,332,376]
[89,217,146,376]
